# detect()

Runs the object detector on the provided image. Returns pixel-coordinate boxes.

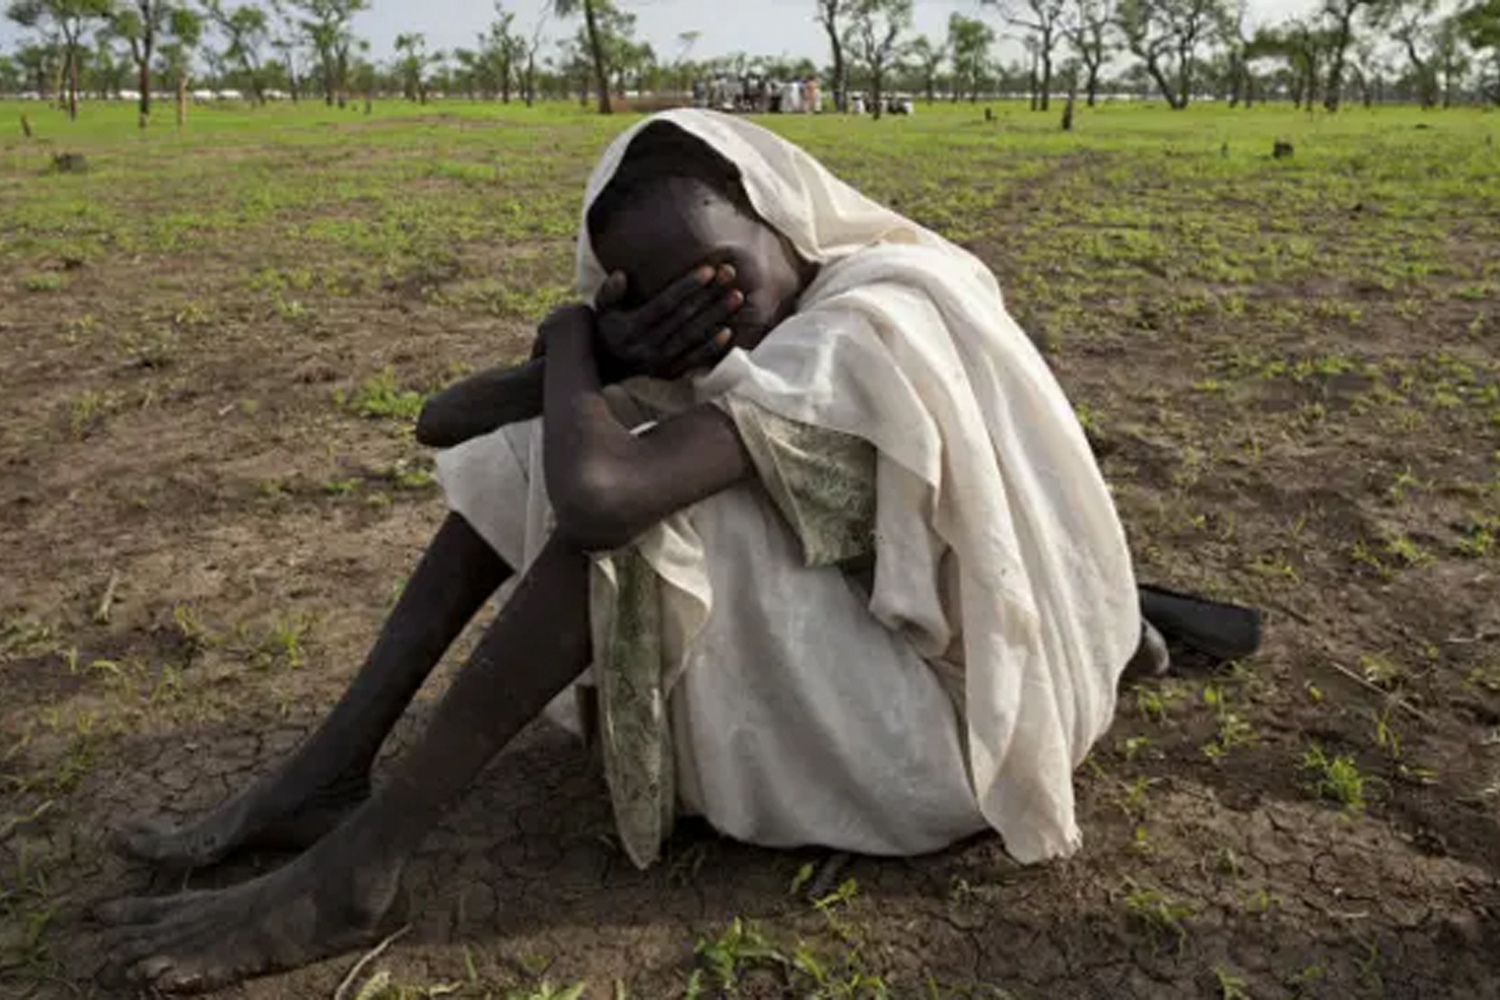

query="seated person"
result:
[98,110,1258,992]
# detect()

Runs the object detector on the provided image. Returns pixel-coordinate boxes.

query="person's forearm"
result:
[542,326,651,549]
[414,358,546,448]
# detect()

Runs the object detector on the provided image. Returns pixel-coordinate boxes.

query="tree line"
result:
[4,0,1498,124]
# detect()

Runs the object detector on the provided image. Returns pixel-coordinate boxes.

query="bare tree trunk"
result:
[67,42,79,121]
[1040,47,1052,111]
[826,35,846,110]
[1144,57,1176,108]
[1324,17,1352,111]
[176,70,187,127]
[582,0,612,114]
[137,46,152,124]
[1085,60,1100,106]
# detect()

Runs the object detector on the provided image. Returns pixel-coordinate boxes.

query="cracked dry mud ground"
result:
[3,105,1500,998]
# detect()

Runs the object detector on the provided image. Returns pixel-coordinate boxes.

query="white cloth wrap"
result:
[437,109,1139,865]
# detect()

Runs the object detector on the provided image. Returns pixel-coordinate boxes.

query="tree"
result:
[0,53,22,93]
[1262,18,1336,107]
[1065,0,1114,105]
[1215,0,1256,107]
[552,0,611,113]
[292,0,369,107]
[473,4,530,101]
[816,0,851,110]
[393,31,442,102]
[1116,0,1221,109]
[1318,0,1396,110]
[1458,0,1499,101]
[519,11,547,106]
[948,12,995,100]
[90,26,130,95]
[907,35,947,102]
[13,41,56,94]
[110,0,188,122]
[6,0,113,119]
[987,0,1066,109]
[846,0,911,117]
[203,1,270,104]
[155,4,200,126]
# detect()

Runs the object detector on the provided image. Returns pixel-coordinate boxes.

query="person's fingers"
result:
[665,327,735,378]
[633,265,715,329]
[595,270,628,309]
[658,288,743,363]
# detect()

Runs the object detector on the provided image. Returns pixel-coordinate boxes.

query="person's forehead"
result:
[596,190,754,289]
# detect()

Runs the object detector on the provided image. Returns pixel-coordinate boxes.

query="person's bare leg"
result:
[96,534,592,993]
[115,514,511,868]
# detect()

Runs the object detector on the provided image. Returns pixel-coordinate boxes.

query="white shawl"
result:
[576,110,1140,865]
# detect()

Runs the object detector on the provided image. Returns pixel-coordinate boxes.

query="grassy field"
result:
[2,97,1499,999]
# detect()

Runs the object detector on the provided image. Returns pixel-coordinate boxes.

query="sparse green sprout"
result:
[249,613,314,670]
[1359,654,1404,690]
[694,918,786,991]
[1371,707,1402,761]
[1456,518,1496,558]
[1122,882,1193,953]
[505,984,587,1000]
[1302,744,1366,811]
[340,368,426,421]
[1380,532,1428,568]
[1135,684,1181,722]
[1214,966,1251,999]
[1201,684,1258,760]
[23,273,64,292]
[790,862,816,896]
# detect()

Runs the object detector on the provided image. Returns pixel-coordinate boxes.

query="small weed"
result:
[1287,964,1326,998]
[1201,683,1258,761]
[1455,517,1496,558]
[1135,683,1181,722]
[0,617,58,659]
[1372,707,1402,761]
[247,613,314,670]
[23,273,64,292]
[67,389,123,438]
[1359,653,1405,690]
[1122,881,1192,953]
[694,918,786,992]
[1243,886,1281,916]
[1302,744,1367,811]
[1116,776,1158,818]
[506,985,586,1000]
[1214,966,1251,1000]
[339,368,425,422]
[1355,939,1383,992]
[1464,662,1500,693]
[1381,532,1428,567]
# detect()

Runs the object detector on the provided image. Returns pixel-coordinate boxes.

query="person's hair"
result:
[586,120,755,240]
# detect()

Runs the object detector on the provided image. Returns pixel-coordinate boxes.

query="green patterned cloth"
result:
[592,395,878,868]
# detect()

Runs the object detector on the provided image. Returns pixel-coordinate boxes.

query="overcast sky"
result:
[2,0,1323,66]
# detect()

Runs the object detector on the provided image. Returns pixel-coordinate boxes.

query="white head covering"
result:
[574,111,1140,864]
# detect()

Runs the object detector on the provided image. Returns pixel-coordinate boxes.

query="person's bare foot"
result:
[113,768,370,868]
[96,836,400,994]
